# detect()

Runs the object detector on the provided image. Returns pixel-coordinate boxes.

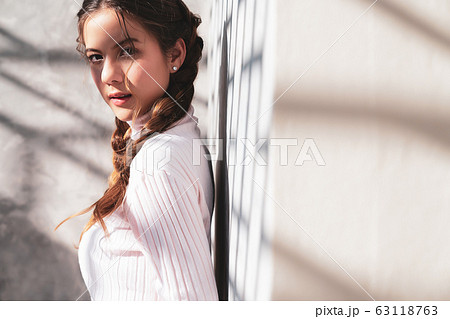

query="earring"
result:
[172,66,178,71]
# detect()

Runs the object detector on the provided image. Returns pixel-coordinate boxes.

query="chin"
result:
[110,106,133,122]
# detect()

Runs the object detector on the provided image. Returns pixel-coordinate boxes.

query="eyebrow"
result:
[86,37,140,53]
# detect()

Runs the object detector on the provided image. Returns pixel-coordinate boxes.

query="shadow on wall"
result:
[268,0,450,301]
[0,198,89,300]
[0,26,80,64]
[269,90,450,301]
[360,0,450,51]
[271,237,368,301]
[277,92,450,149]
[0,24,97,301]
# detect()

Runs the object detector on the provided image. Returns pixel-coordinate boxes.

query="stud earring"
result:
[172,66,178,71]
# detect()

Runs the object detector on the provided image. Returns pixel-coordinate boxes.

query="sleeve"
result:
[124,168,219,301]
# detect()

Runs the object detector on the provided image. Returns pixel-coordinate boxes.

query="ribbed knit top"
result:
[77,105,218,300]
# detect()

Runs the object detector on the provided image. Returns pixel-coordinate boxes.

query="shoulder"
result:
[130,132,195,182]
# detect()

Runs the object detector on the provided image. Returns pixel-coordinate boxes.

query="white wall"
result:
[270,0,450,300]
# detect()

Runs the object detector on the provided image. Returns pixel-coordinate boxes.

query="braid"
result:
[85,119,131,239]
[170,5,203,104]
[111,117,131,179]
[135,4,204,154]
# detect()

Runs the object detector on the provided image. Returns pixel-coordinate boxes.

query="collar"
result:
[126,105,197,141]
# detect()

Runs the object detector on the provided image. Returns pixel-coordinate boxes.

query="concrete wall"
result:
[0,0,210,300]
[270,0,450,300]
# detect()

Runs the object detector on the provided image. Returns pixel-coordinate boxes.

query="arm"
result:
[124,168,218,301]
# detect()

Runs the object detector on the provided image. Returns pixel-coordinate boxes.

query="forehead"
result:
[83,8,147,48]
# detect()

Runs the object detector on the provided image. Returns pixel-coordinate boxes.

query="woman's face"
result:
[83,8,171,122]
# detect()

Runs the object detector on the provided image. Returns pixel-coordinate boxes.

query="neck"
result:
[126,105,195,141]
[126,109,153,141]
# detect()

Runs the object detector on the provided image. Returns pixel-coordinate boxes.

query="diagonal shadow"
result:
[270,235,373,300]
[269,92,450,300]
[0,195,90,300]
[360,0,450,51]
[0,69,110,137]
[0,25,81,64]
[279,92,450,151]
[0,129,90,300]
[0,111,110,179]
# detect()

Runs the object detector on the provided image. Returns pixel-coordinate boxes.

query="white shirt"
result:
[78,105,218,300]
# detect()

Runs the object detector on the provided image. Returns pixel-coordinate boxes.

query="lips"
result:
[109,91,132,98]
[109,92,132,106]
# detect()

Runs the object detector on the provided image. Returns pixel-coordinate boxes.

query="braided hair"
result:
[55,0,204,248]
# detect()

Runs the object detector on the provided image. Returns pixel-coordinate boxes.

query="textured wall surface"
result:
[0,0,210,300]
[270,0,450,300]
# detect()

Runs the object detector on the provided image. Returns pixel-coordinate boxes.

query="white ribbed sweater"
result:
[78,105,218,301]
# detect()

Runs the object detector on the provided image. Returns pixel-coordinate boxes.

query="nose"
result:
[101,58,123,85]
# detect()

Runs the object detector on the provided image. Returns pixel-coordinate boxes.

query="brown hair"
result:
[54,0,204,248]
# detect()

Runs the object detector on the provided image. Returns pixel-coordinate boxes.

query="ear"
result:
[168,38,186,73]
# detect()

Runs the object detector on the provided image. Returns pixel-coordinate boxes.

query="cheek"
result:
[140,67,169,91]
[127,66,169,98]
[90,67,103,92]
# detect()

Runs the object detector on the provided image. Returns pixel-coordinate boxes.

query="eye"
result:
[120,46,137,58]
[87,54,103,64]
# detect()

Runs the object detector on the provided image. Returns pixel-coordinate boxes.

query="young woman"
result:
[55,0,218,301]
